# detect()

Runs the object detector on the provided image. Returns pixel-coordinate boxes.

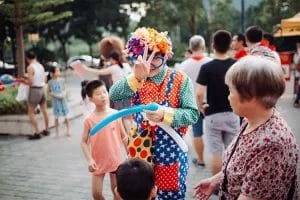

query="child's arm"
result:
[119,120,129,149]
[81,124,98,172]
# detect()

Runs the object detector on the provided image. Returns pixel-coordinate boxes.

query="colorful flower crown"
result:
[126,27,173,59]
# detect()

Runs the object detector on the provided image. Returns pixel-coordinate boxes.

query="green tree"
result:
[0,0,72,77]
[138,0,208,58]
[207,0,240,33]
[71,0,144,57]
[245,0,300,32]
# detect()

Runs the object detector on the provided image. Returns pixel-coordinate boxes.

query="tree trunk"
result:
[15,0,25,77]
[89,44,93,57]
[190,8,196,35]
[61,41,67,67]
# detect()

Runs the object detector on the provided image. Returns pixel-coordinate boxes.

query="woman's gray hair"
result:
[225,55,285,108]
[189,35,205,51]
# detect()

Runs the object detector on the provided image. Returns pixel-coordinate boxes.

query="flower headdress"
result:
[126,27,173,59]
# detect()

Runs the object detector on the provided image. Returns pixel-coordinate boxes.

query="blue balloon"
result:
[0,74,14,84]
[90,103,159,136]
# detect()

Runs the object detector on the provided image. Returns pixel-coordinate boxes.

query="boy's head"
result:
[116,158,156,200]
[245,26,263,46]
[212,30,232,54]
[231,33,246,50]
[84,80,108,105]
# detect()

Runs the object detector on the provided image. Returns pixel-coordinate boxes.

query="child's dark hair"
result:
[81,80,89,100]
[109,51,124,69]
[213,30,232,53]
[25,51,36,60]
[82,80,105,98]
[116,158,155,200]
[47,66,58,82]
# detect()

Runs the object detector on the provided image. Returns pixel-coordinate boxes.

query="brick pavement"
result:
[0,71,299,200]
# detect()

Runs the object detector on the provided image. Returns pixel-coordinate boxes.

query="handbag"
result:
[16,83,29,102]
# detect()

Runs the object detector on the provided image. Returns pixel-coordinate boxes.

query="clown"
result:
[109,27,199,199]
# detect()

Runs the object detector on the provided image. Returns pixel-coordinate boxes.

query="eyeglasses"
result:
[128,55,165,69]
[150,55,165,68]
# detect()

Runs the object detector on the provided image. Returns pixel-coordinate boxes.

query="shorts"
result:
[28,87,46,107]
[192,113,203,137]
[204,112,240,155]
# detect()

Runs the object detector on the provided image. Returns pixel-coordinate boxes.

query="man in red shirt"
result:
[231,33,247,60]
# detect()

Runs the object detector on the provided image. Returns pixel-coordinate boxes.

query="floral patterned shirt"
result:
[221,109,299,200]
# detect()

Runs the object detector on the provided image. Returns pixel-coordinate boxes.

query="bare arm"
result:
[196,84,207,115]
[119,120,129,149]
[194,172,222,198]
[83,64,112,76]
[81,124,93,162]
[27,66,34,86]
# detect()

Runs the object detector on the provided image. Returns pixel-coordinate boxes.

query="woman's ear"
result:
[150,185,157,199]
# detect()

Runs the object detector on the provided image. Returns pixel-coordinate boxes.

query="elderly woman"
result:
[194,55,299,200]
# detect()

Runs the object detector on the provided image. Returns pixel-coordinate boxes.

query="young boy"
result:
[116,158,157,200]
[81,80,128,200]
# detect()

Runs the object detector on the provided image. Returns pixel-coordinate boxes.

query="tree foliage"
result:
[0,0,73,76]
[1,0,72,26]
[246,0,300,33]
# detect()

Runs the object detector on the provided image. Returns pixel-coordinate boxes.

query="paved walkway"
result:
[0,71,299,200]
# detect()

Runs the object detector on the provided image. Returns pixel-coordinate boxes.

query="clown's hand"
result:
[144,104,165,123]
[134,45,156,81]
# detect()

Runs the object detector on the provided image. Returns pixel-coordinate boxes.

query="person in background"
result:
[48,67,70,138]
[109,27,199,199]
[115,158,157,200]
[293,42,300,107]
[98,36,128,91]
[25,51,50,140]
[194,55,299,200]
[180,35,212,167]
[245,26,281,64]
[262,33,277,51]
[196,30,240,177]
[231,33,247,60]
[81,80,128,200]
[244,26,263,50]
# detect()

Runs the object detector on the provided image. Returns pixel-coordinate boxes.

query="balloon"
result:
[90,103,159,136]
[0,74,14,84]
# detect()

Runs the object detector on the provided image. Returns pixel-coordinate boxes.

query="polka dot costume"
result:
[129,69,189,199]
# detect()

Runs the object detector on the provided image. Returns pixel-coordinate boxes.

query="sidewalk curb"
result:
[0,100,82,135]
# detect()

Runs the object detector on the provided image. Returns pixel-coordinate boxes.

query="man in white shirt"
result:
[25,51,49,140]
[179,35,212,166]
